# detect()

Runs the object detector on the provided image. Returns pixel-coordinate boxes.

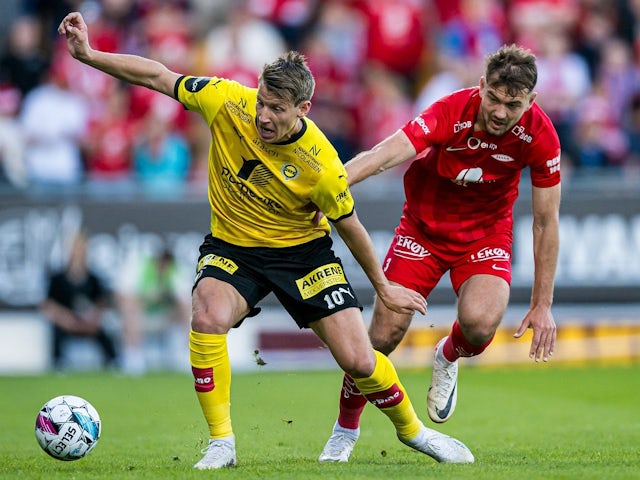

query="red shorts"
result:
[382,219,512,297]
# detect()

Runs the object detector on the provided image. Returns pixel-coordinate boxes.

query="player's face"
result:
[255,83,311,143]
[477,76,536,136]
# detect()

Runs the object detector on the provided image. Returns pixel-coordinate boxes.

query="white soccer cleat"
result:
[318,423,359,463]
[193,436,237,470]
[427,337,458,423]
[399,425,474,464]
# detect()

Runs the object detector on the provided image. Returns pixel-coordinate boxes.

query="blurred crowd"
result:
[1,0,640,197]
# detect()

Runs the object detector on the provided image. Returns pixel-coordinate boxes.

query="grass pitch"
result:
[1,364,638,479]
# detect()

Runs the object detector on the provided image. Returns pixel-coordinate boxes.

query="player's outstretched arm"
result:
[513,183,561,362]
[333,212,426,316]
[58,11,181,97]
[345,129,416,186]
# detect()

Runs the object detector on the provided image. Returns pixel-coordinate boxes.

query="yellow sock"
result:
[189,330,233,439]
[353,351,422,440]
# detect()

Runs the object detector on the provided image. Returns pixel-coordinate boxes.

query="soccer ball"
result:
[35,395,102,461]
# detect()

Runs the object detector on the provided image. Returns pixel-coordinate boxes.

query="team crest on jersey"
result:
[185,76,211,93]
[281,164,299,180]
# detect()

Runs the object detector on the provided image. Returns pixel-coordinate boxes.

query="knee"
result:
[339,351,377,379]
[190,298,233,334]
[369,323,406,355]
[458,315,500,345]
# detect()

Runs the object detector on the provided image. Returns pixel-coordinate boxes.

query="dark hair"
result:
[485,44,538,97]
[259,51,315,106]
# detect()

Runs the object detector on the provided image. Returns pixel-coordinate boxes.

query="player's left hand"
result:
[513,305,556,362]
[377,284,427,315]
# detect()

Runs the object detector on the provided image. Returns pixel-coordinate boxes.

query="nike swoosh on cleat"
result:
[434,385,456,420]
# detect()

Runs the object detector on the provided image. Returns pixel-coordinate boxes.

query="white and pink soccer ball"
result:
[35,395,101,461]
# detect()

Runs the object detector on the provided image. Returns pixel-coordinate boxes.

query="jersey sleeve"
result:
[528,123,562,188]
[311,163,354,222]
[400,98,450,153]
[175,76,228,125]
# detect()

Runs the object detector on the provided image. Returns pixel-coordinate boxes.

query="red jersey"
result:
[400,87,561,244]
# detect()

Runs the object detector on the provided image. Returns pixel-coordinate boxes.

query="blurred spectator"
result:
[0,15,49,97]
[437,0,507,65]
[573,82,629,168]
[302,0,366,160]
[83,83,136,196]
[247,0,320,50]
[414,49,479,114]
[594,37,640,126]
[0,83,27,189]
[116,248,191,375]
[508,0,580,52]
[199,1,287,84]
[573,2,618,80]
[20,55,89,192]
[534,27,591,165]
[133,109,191,198]
[625,93,640,165]
[41,230,118,371]
[356,64,414,151]
[355,0,430,84]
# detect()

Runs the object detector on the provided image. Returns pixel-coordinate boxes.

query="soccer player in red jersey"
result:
[319,44,561,462]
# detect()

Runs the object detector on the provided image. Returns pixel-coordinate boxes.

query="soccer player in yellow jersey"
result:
[59,11,474,469]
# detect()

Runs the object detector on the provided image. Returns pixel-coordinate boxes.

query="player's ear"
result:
[526,91,537,110]
[297,100,311,118]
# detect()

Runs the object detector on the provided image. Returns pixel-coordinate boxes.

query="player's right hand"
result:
[57,12,91,60]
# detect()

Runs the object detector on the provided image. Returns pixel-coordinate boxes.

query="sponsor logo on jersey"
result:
[293,147,322,173]
[491,154,515,162]
[225,99,252,124]
[296,263,347,299]
[281,164,299,180]
[511,125,533,143]
[365,384,404,408]
[467,137,497,150]
[393,235,431,260]
[335,188,350,203]
[185,76,211,93]
[221,166,282,214]
[453,120,472,133]
[197,253,239,275]
[470,247,511,262]
[454,167,484,185]
[546,154,561,174]
[414,116,431,135]
[251,137,279,157]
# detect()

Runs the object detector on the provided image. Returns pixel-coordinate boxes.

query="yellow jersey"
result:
[176,76,354,248]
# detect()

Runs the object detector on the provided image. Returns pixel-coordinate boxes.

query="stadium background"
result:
[0,0,638,373]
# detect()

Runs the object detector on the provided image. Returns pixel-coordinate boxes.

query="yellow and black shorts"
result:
[194,234,362,328]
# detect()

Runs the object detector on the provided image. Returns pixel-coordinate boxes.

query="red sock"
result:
[442,319,494,361]
[336,374,367,430]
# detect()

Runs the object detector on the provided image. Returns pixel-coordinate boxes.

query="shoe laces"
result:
[201,440,233,459]
[325,433,355,455]
[433,358,457,400]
